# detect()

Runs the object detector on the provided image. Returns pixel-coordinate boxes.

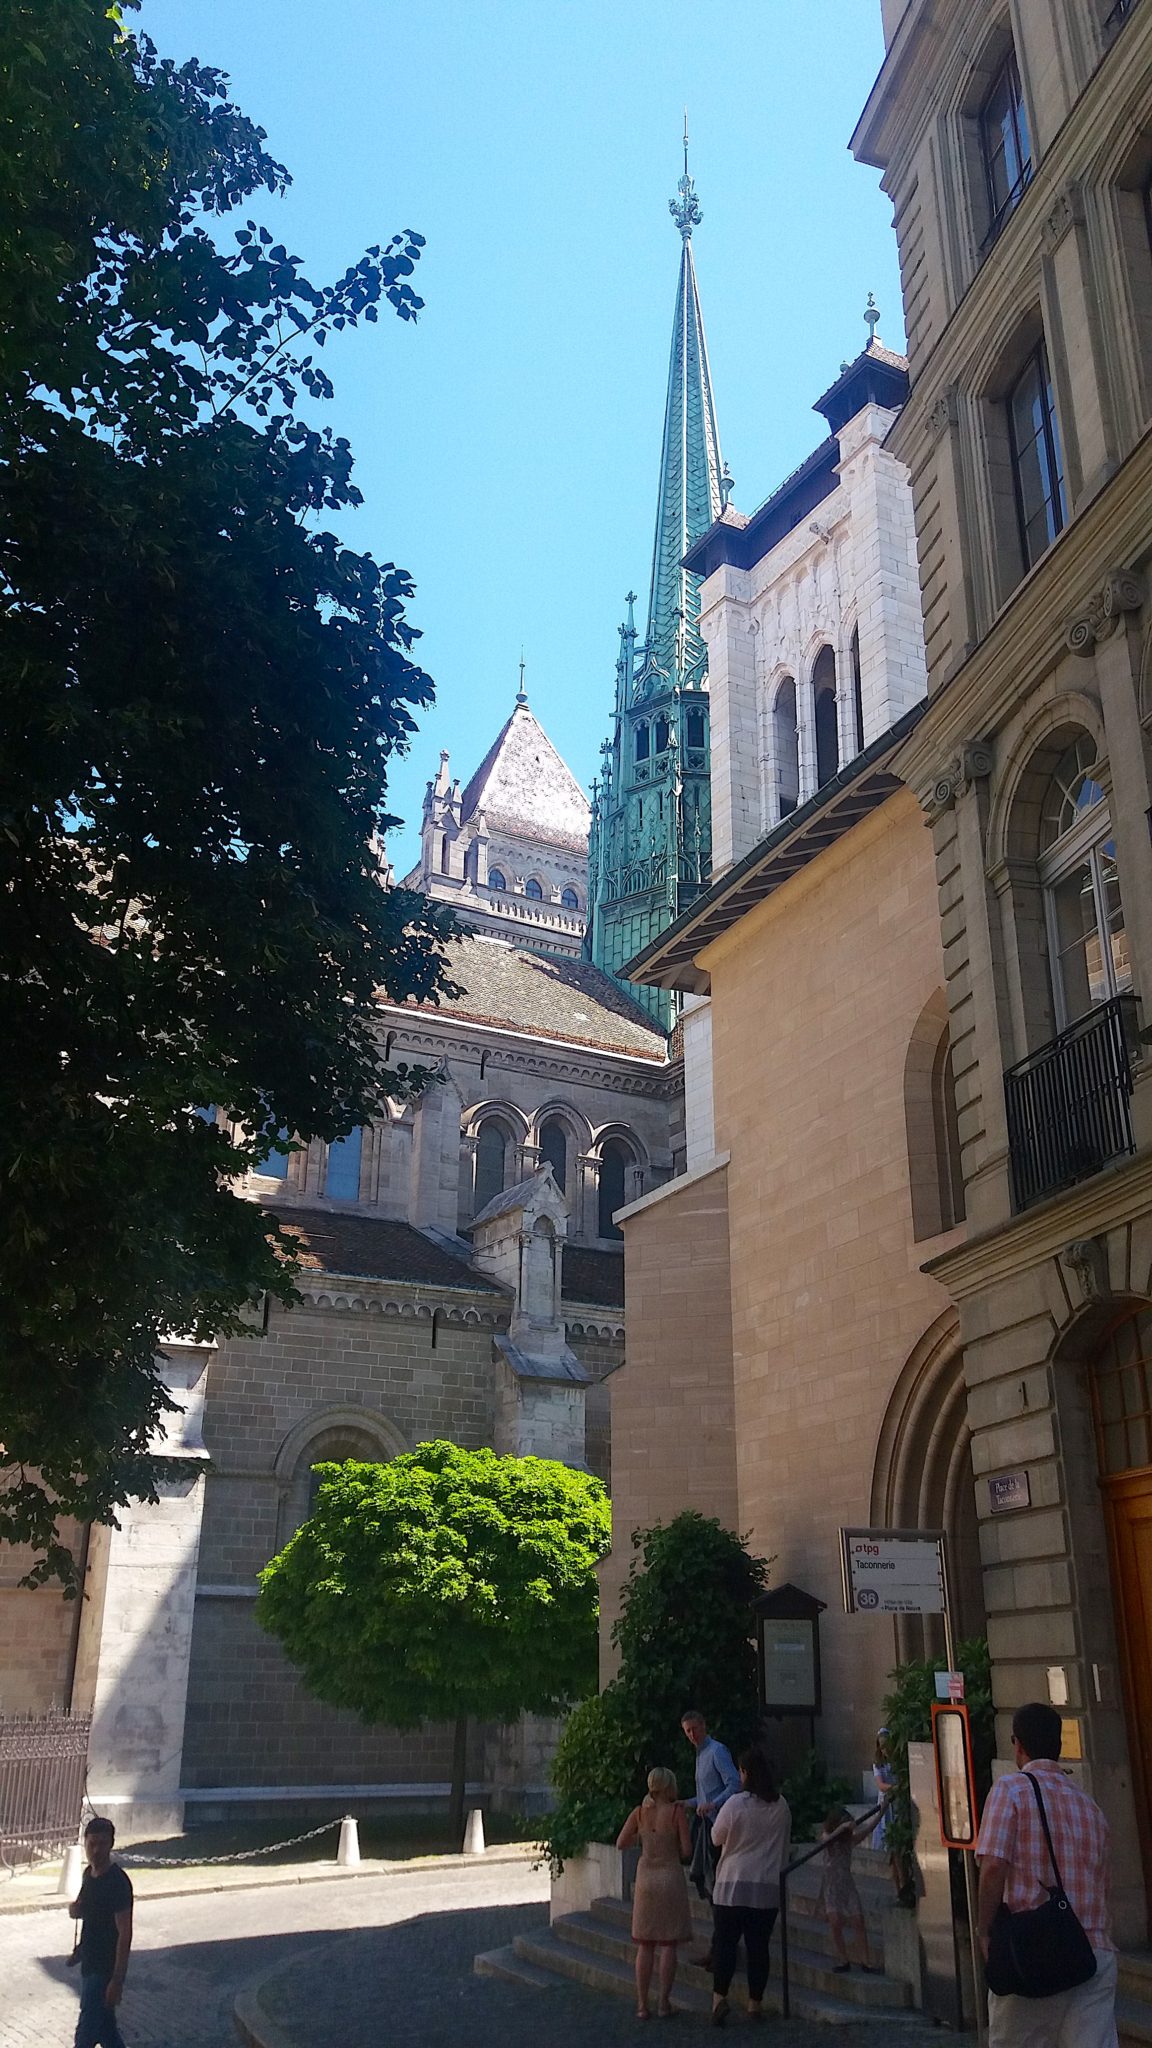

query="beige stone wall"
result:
[603,1160,737,1681]
[704,789,959,1771]
[0,1542,79,1715]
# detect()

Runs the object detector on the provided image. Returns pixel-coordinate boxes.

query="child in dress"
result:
[617,1767,693,2019]
[817,1806,879,1974]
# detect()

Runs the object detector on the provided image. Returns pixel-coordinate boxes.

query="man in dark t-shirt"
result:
[69,1817,133,2048]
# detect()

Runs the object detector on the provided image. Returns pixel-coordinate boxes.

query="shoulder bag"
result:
[984,1772,1098,2000]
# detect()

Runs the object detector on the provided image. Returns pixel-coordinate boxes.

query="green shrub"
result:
[540,1511,770,1872]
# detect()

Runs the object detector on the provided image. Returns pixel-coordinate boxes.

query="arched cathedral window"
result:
[488,868,506,892]
[539,1118,568,1195]
[525,877,544,901]
[475,1118,512,1211]
[635,722,650,762]
[813,645,838,788]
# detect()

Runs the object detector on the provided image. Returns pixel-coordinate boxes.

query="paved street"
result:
[1,1860,959,2048]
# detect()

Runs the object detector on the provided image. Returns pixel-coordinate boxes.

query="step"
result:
[625,1892,886,1967]
[474,1944,560,1990]
[585,1900,910,2010]
[511,1925,711,2014]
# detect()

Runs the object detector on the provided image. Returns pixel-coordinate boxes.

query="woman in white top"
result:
[709,1750,791,2026]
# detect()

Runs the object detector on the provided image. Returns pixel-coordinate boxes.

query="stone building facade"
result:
[855,0,1152,1946]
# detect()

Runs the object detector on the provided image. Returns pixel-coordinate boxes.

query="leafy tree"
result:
[256,1441,612,1839]
[0,1,459,1579]
[544,1512,770,1868]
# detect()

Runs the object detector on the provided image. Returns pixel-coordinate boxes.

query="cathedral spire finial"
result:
[670,112,702,240]
[516,649,527,706]
[864,291,880,344]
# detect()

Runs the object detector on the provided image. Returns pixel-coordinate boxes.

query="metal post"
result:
[940,1539,987,2047]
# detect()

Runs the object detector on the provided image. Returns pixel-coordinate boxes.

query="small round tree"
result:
[257,1440,611,1838]
[544,1511,770,1867]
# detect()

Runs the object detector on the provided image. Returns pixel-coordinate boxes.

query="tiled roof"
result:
[271,1208,503,1292]
[562,1246,625,1308]
[458,700,591,855]
[412,935,667,1060]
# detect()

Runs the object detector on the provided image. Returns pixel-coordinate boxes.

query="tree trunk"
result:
[449,1713,468,1846]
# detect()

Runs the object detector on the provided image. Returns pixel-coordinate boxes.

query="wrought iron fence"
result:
[0,1710,91,1867]
[1004,993,1136,1210]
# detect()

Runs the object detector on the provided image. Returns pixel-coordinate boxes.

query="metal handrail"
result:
[777,1801,885,2020]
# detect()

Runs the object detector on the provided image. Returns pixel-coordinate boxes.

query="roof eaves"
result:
[622,697,930,990]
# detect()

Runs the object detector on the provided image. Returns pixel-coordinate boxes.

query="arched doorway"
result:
[871,1313,984,1664]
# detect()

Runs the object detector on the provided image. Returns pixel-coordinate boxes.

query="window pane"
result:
[488,868,506,892]
[1052,858,1107,1019]
[475,1122,508,1211]
[539,1120,568,1194]
[326,1128,362,1201]
[1009,348,1065,567]
[1127,1414,1151,1471]
[263,1129,291,1179]
[1098,844,1132,993]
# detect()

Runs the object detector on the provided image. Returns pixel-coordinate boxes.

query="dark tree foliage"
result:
[544,1512,771,1868]
[0,2,459,1580]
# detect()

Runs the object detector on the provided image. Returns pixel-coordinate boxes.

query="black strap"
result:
[1023,1770,1066,1895]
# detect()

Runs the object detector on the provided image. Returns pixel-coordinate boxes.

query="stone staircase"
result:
[1118,1948,1152,2047]
[476,1844,928,2027]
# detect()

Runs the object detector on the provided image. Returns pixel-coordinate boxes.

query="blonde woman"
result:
[617,1766,693,2019]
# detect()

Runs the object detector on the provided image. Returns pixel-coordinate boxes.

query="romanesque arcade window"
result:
[539,1117,568,1196]
[325,1127,362,1201]
[525,877,544,901]
[598,1138,632,1240]
[850,626,864,757]
[812,646,838,789]
[1038,737,1130,1027]
[488,867,507,892]
[773,678,799,819]
[474,1118,512,1211]
[561,886,580,910]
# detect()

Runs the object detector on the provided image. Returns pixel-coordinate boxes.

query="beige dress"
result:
[625,1798,693,1944]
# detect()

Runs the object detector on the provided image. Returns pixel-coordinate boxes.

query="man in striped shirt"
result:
[976,1700,1117,2046]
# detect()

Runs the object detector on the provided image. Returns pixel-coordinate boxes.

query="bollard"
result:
[336,1815,360,1868]
[59,1842,86,1896]
[462,1807,486,1856]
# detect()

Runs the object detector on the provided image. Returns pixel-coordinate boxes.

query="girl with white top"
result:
[709,1750,791,2026]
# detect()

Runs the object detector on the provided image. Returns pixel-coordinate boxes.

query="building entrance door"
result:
[1091,1307,1152,1896]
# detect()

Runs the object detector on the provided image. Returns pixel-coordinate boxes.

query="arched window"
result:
[487,868,506,893]
[560,886,580,910]
[1038,736,1129,1027]
[850,625,864,756]
[598,1137,633,1239]
[325,1127,362,1201]
[539,1117,568,1195]
[931,1034,966,1233]
[905,999,966,1241]
[525,877,544,901]
[773,677,799,818]
[1093,1307,1152,1480]
[440,833,450,875]
[261,1128,291,1180]
[635,722,650,762]
[812,646,838,788]
[474,1118,511,1211]
[654,715,670,755]
[685,706,706,750]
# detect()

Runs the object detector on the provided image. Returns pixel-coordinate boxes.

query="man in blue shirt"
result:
[681,1706,741,1958]
[681,1708,741,1818]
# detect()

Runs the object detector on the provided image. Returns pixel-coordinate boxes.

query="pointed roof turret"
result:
[458,692,590,855]
[641,125,725,689]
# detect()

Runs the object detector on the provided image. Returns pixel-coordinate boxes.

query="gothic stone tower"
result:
[587,147,727,1028]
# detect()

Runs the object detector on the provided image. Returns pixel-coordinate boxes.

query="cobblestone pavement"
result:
[0,1861,963,2048]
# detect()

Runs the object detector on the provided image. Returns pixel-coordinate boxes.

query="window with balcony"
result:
[1007,342,1067,569]
[1039,737,1130,1028]
[980,50,1032,242]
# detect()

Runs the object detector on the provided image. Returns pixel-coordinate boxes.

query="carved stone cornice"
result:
[1064,568,1145,657]
[1041,180,1085,256]
[920,740,994,821]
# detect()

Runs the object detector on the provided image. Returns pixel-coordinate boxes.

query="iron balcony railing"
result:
[1004,993,1137,1211]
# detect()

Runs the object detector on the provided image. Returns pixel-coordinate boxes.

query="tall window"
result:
[1008,342,1066,569]
[262,1128,291,1179]
[539,1117,568,1195]
[325,1127,362,1201]
[654,716,671,755]
[635,722,650,762]
[525,877,543,900]
[850,626,865,757]
[1093,1308,1152,1478]
[560,886,579,910]
[980,50,1032,238]
[931,1034,966,1232]
[812,646,838,789]
[1039,736,1130,1027]
[774,678,799,818]
[488,867,506,892]
[685,707,706,750]
[598,1139,631,1240]
[474,1119,511,1211]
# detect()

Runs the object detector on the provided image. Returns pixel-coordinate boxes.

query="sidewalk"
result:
[0,1840,540,1915]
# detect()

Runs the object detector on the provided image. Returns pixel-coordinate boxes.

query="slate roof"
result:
[458,699,591,855]
[412,935,667,1060]
[562,1246,625,1309]
[271,1208,503,1292]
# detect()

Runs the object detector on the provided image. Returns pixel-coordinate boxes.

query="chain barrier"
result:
[118,1818,344,1867]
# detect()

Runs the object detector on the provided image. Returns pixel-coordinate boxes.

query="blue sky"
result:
[140,1,900,872]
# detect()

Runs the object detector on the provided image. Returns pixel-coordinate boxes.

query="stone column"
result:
[83,1344,212,1839]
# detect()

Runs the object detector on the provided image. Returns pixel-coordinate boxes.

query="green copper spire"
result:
[642,120,725,692]
[586,134,726,1029]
